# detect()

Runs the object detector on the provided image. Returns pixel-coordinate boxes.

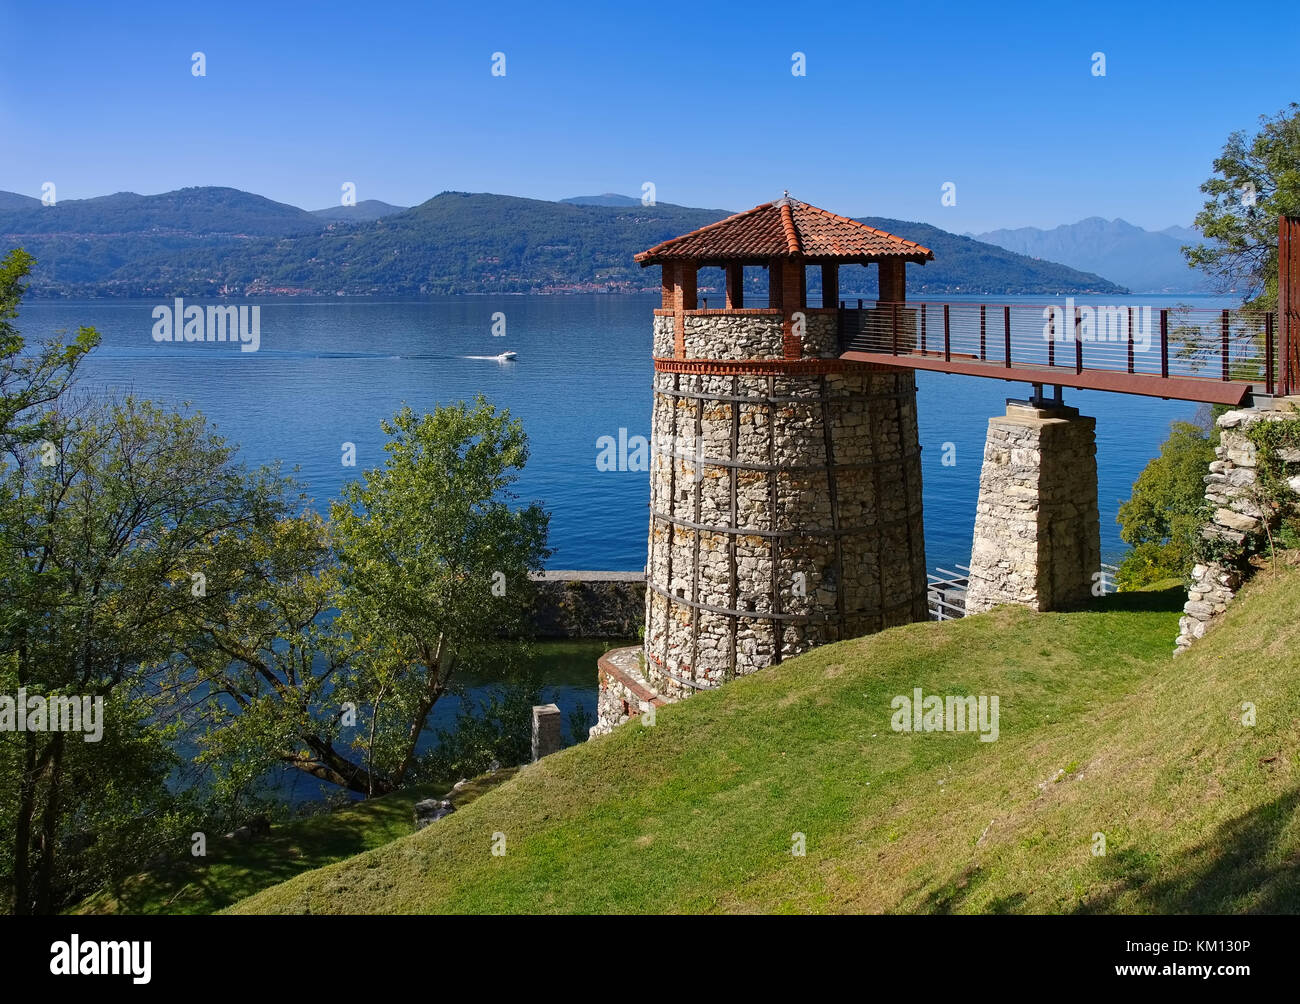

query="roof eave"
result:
[637,251,933,267]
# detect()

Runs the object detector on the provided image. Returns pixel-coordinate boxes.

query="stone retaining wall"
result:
[590,646,669,738]
[530,571,645,639]
[1175,402,1300,653]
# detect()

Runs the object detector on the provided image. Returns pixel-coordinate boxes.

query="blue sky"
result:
[1,0,1295,231]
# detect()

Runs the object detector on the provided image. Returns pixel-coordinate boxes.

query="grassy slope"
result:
[75,774,511,915]
[233,568,1300,915]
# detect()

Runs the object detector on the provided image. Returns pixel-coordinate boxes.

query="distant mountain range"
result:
[974,217,1213,293]
[311,200,408,222]
[0,186,1127,298]
[561,194,644,207]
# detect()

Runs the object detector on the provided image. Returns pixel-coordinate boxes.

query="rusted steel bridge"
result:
[836,298,1278,405]
[835,214,1300,406]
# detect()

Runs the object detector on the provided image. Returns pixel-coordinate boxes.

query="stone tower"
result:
[632,197,933,701]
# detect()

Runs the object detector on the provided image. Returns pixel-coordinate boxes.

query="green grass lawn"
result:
[229,565,1300,915]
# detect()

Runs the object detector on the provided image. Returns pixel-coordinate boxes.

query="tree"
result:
[1116,414,1219,590]
[157,510,384,800]
[1183,103,1300,309]
[329,398,550,790]
[0,248,98,450]
[0,247,106,915]
[1,395,290,913]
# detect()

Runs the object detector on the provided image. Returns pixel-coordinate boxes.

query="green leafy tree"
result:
[329,398,550,789]
[1,395,287,913]
[157,511,383,800]
[1116,415,1219,589]
[1183,103,1300,309]
[0,248,98,449]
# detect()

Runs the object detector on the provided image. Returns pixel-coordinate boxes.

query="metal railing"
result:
[839,301,1279,393]
[928,562,1118,621]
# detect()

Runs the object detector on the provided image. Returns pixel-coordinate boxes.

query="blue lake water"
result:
[20,293,1225,802]
[23,293,1224,572]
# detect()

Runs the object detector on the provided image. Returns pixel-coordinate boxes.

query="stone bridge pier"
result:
[966,400,1100,614]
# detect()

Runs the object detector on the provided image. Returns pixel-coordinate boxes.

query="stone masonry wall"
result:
[966,404,1100,614]
[1176,403,1300,653]
[530,571,644,639]
[642,320,929,700]
[590,646,668,739]
[681,312,784,359]
[654,311,841,361]
[801,311,840,357]
[653,314,675,357]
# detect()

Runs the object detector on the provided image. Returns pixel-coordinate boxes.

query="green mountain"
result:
[311,200,408,222]
[0,191,42,211]
[2,186,318,236]
[0,187,1126,298]
[561,193,644,207]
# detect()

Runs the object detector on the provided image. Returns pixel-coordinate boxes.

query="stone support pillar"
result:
[531,703,563,761]
[966,402,1100,614]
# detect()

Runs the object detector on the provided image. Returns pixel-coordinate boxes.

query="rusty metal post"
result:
[1003,305,1011,368]
[1266,311,1275,395]
[1074,306,1083,375]
[1127,306,1135,374]
[1221,309,1230,381]
[1280,215,1299,396]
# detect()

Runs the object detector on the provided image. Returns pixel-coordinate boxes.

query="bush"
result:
[1116,413,1220,588]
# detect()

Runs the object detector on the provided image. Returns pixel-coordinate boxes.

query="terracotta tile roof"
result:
[635,196,933,265]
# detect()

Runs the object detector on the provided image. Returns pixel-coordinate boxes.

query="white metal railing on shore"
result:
[927,561,1119,621]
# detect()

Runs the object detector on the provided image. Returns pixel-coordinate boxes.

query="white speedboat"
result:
[497,351,517,361]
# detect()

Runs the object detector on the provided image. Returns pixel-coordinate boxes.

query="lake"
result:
[19,293,1220,799]
[22,292,1220,570]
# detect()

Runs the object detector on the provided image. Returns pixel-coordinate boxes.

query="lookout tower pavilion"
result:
[632,196,934,700]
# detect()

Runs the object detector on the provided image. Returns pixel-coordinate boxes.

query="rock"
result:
[1201,525,1245,545]
[1228,498,1265,519]
[1214,507,1259,533]
[413,798,455,831]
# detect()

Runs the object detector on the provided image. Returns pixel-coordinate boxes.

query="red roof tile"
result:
[635,197,933,266]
